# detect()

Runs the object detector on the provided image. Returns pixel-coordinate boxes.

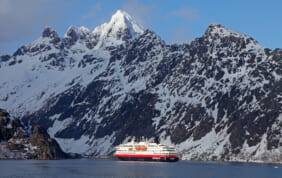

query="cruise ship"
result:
[115,137,179,162]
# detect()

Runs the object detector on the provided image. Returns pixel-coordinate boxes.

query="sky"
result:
[0,0,281,55]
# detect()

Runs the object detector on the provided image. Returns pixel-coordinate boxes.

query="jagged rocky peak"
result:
[140,29,164,43]
[78,26,91,37]
[93,9,144,48]
[130,29,165,49]
[204,24,240,37]
[199,23,262,52]
[63,26,87,47]
[204,23,259,44]
[64,26,80,41]
[40,26,61,46]
[42,26,59,39]
[63,25,97,48]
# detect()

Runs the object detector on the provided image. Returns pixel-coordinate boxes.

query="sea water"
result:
[0,159,281,178]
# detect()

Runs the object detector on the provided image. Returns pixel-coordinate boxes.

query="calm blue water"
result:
[0,159,281,178]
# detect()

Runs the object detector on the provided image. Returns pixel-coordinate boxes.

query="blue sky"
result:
[0,0,281,54]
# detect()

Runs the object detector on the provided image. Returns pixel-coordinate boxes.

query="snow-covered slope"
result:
[0,9,141,116]
[0,11,281,163]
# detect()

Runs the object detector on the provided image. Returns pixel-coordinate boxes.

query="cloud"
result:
[0,0,58,41]
[0,0,11,15]
[171,7,199,22]
[0,0,62,54]
[122,0,154,28]
[166,7,199,44]
[170,27,194,44]
[82,3,102,20]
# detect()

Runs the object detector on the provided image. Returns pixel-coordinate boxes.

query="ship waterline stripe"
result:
[115,154,178,158]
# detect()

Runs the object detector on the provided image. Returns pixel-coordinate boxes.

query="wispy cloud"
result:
[122,0,154,28]
[0,0,64,54]
[0,0,58,41]
[170,27,194,44]
[82,3,102,20]
[171,7,199,22]
[0,0,11,15]
[166,7,200,44]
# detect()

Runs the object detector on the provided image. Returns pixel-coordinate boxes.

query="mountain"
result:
[0,10,281,163]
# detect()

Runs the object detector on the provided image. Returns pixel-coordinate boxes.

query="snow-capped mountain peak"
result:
[93,9,144,48]
[109,9,144,36]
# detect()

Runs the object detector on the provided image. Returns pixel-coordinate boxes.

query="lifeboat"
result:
[135,147,147,150]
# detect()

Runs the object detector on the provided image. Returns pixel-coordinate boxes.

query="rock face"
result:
[29,125,68,160]
[0,109,22,141]
[0,109,68,159]
[0,11,281,163]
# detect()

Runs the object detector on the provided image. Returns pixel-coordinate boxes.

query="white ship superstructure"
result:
[115,137,179,162]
